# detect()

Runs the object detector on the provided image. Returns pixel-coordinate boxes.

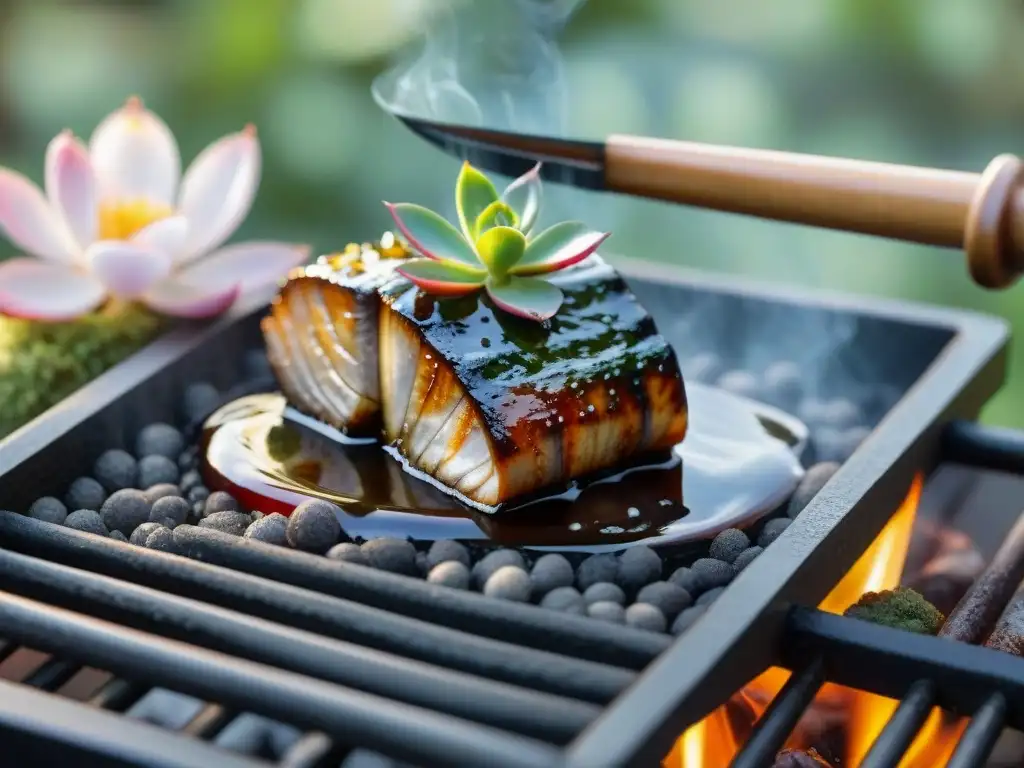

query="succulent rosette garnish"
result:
[385,162,610,321]
[0,97,308,321]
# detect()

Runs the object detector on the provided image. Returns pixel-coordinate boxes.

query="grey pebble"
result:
[109,530,128,542]
[177,447,198,473]
[812,428,847,464]
[681,352,723,384]
[691,558,734,591]
[136,423,185,460]
[204,490,240,515]
[94,449,138,492]
[668,567,700,594]
[709,528,750,564]
[200,511,253,536]
[327,542,371,565]
[361,537,418,576]
[717,370,759,399]
[64,509,108,536]
[65,477,106,512]
[762,361,803,409]
[483,566,532,602]
[179,470,202,494]
[143,483,180,505]
[28,496,67,525]
[426,539,470,569]
[786,462,839,519]
[587,601,626,624]
[183,382,220,423]
[473,549,526,589]
[245,513,290,546]
[155,517,179,530]
[799,397,861,430]
[636,581,692,620]
[130,522,162,546]
[616,546,662,595]
[540,586,586,614]
[427,561,471,590]
[187,485,210,505]
[150,496,190,526]
[101,489,151,536]
[583,582,626,606]
[625,603,667,633]
[696,586,726,606]
[145,527,177,553]
[530,553,574,598]
[415,551,429,575]
[758,517,792,548]
[672,605,707,635]
[733,546,763,572]
[576,553,619,592]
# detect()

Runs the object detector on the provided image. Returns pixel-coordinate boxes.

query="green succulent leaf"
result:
[396,258,487,296]
[473,201,519,238]
[475,226,527,280]
[385,202,481,268]
[510,221,609,276]
[455,162,499,240]
[486,275,564,321]
[502,163,543,235]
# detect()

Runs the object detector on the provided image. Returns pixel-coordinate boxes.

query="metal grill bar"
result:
[859,680,935,768]
[946,693,1007,768]
[0,590,562,768]
[0,512,630,704]
[278,733,343,768]
[944,420,1024,474]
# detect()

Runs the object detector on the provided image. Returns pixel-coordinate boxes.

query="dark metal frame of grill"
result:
[0,260,1019,768]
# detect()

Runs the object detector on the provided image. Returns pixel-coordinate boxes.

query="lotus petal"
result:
[45,131,98,250]
[173,241,309,294]
[0,258,106,320]
[396,258,487,296]
[87,240,172,298]
[475,226,526,280]
[385,202,481,267]
[0,169,78,264]
[455,161,498,240]
[486,275,563,321]
[143,279,241,319]
[510,221,609,276]
[131,215,189,260]
[501,162,542,235]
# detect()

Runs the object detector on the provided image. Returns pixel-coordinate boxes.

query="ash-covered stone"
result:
[65,476,106,512]
[130,522,162,546]
[179,469,202,494]
[426,539,470,569]
[758,517,792,548]
[177,447,198,473]
[138,455,179,490]
[204,490,240,516]
[473,549,526,589]
[696,586,726,606]
[361,537,418,575]
[617,546,662,595]
[787,462,840,519]
[483,565,532,602]
[154,517,179,530]
[691,558,734,591]
[583,582,626,606]
[150,495,189,527]
[530,553,574,599]
[109,530,128,542]
[733,546,764,573]
[625,603,667,633]
[187,485,210,506]
[576,553,619,591]
[668,566,700,594]
[94,449,138,492]
[717,370,759,400]
[199,511,252,536]
[587,601,626,624]
[145,527,177,552]
[709,529,750,564]
[101,489,151,536]
[799,398,861,431]
[182,382,220,423]
[636,581,692,620]
[327,541,370,564]
[671,605,707,635]
[135,423,185,460]
[541,586,586,614]
[762,361,803,409]
[28,496,67,525]
[245,513,290,546]
[143,483,180,505]
[64,509,108,536]
[427,560,471,590]
[681,352,723,384]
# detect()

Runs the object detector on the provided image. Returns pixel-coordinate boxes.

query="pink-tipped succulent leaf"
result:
[396,258,487,296]
[385,201,482,267]
[500,162,542,235]
[509,222,610,277]
[486,276,564,321]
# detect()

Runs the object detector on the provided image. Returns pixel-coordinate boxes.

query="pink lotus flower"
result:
[0,97,309,321]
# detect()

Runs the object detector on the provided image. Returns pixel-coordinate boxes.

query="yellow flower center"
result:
[98,199,173,240]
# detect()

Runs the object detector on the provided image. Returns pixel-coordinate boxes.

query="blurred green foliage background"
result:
[1,0,1023,425]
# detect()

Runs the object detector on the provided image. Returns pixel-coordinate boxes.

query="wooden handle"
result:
[605,134,1024,289]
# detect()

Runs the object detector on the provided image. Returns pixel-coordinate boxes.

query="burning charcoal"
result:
[427,560,471,590]
[625,603,667,633]
[530,553,575,599]
[541,586,586,614]
[636,582,692,620]
[361,537,418,576]
[473,549,527,589]
[668,566,700,594]
[27,496,67,525]
[145,526,177,553]
[709,528,750,564]
[182,381,220,423]
[483,566,532,602]
[109,530,128,542]
[733,546,764,573]
[150,496,190,527]
[844,588,944,635]
[576,553,619,591]
[786,462,840,519]
[179,469,202,494]
[65,477,106,512]
[696,586,726,606]
[773,748,830,767]
[691,558,734,591]
[135,423,185,460]
[138,455,180,490]
[101,489,151,536]
[587,601,626,624]
[143,483,181,505]
[583,582,626,606]
[326,542,370,565]
[717,370,759,400]
[64,509,108,536]
[985,573,1024,657]
[616,546,662,595]
[671,605,707,635]
[758,518,792,548]
[681,352,724,384]
[199,511,252,537]
[204,490,240,516]
[426,539,470,569]
[762,361,803,409]
[130,522,162,546]
[285,500,342,554]
[93,449,138,492]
